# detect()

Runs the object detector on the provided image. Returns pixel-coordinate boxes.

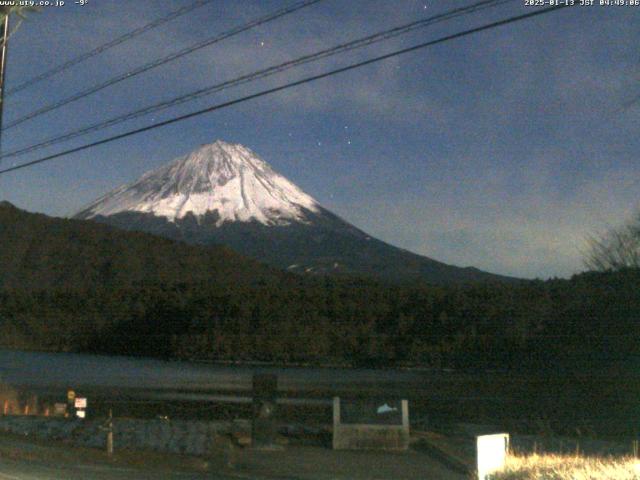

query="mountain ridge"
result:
[75,140,517,285]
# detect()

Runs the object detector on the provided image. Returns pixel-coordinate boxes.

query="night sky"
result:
[0,0,637,279]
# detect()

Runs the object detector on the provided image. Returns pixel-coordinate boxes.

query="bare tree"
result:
[0,6,39,47]
[0,6,39,19]
[585,211,640,271]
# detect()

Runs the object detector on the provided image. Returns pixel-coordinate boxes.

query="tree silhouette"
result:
[585,210,640,271]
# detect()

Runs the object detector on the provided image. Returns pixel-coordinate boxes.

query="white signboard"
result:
[477,433,509,480]
[74,397,87,409]
[53,403,67,416]
[76,409,86,419]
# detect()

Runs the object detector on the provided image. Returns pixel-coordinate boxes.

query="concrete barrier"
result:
[332,397,410,450]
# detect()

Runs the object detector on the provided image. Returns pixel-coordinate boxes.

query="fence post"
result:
[106,409,114,457]
[333,397,340,426]
[332,397,341,450]
[632,439,638,458]
[252,374,278,449]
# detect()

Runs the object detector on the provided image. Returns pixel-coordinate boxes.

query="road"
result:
[0,459,225,480]
[0,432,252,480]
[0,428,467,480]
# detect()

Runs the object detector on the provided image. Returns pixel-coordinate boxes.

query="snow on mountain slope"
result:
[77,140,320,226]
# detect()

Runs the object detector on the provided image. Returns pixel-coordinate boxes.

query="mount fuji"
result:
[75,140,513,284]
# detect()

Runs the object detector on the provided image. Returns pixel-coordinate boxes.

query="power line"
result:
[0,4,573,177]
[2,0,324,130]
[0,0,513,162]
[5,0,215,97]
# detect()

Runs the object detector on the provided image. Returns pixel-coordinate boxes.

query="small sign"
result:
[377,403,398,414]
[74,397,87,409]
[76,409,86,419]
[477,433,509,480]
[53,403,67,416]
[67,389,76,401]
[341,399,403,425]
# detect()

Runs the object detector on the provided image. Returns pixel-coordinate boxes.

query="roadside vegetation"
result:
[489,453,640,480]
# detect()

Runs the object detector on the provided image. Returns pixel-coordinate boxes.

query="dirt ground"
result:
[224,445,467,480]
[0,430,467,479]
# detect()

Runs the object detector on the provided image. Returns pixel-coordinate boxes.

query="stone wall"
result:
[0,415,249,456]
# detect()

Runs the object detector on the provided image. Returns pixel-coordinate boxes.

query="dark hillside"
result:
[0,201,286,290]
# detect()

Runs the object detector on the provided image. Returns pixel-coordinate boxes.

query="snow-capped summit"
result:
[77,140,319,226]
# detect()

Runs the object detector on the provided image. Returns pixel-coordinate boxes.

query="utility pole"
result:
[99,407,114,457]
[0,8,10,155]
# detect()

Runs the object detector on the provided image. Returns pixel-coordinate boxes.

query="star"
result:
[259,41,265,47]
[347,140,352,145]
[317,141,322,146]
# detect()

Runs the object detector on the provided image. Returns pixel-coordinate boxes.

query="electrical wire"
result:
[2,0,324,130]
[0,4,573,176]
[0,0,514,162]
[5,0,215,96]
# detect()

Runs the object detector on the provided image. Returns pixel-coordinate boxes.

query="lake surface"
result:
[0,349,433,400]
